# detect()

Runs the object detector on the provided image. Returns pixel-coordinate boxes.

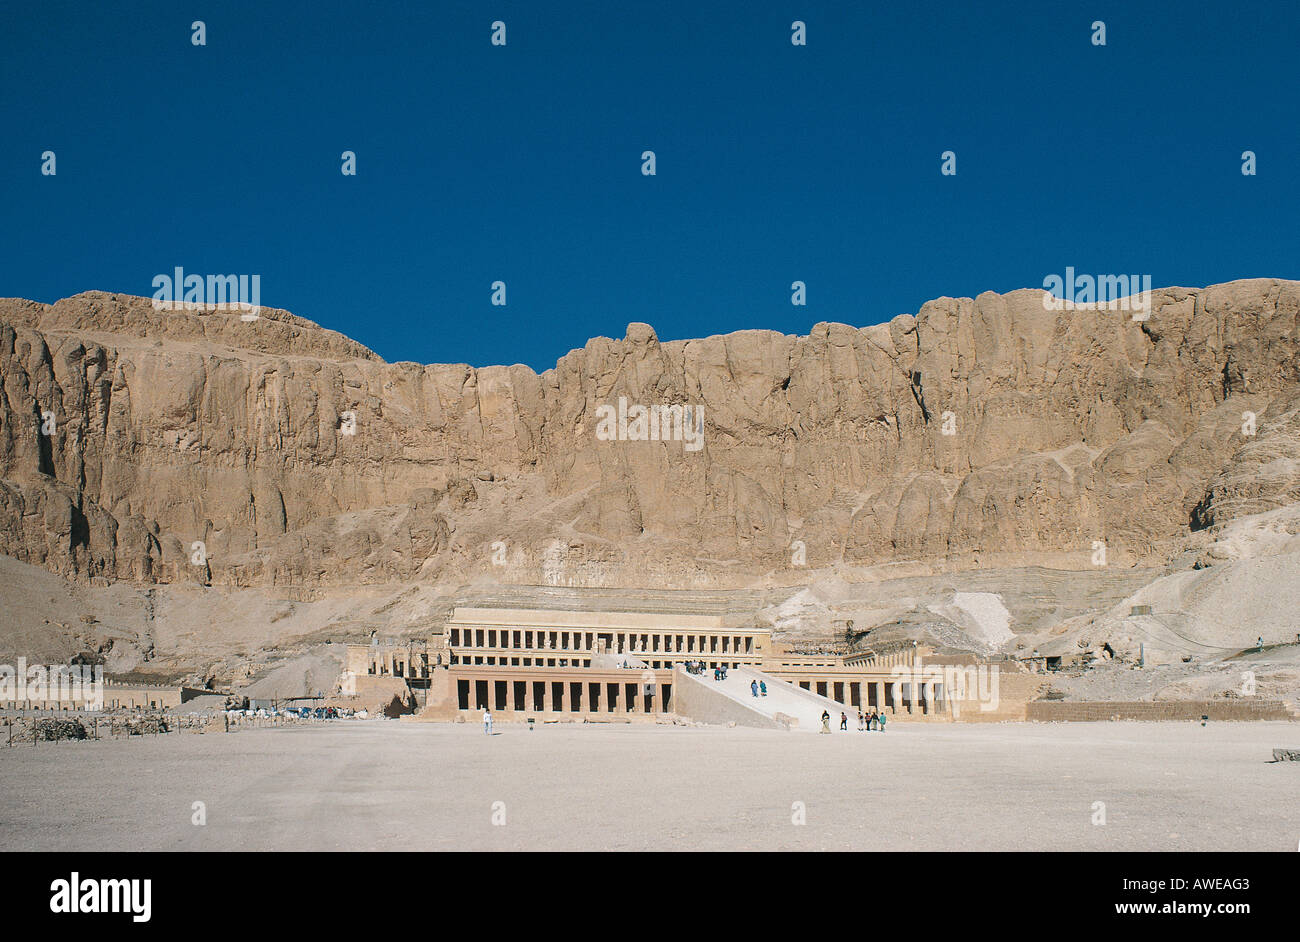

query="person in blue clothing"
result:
[879,711,887,733]
[759,681,767,696]
[750,679,759,697]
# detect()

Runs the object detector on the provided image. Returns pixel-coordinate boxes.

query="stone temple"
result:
[341,605,1040,730]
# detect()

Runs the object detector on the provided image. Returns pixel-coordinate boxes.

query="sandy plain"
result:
[0,719,1296,852]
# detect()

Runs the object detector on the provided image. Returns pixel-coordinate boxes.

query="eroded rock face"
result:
[0,280,1297,590]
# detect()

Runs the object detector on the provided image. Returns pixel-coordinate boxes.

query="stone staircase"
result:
[675,666,865,732]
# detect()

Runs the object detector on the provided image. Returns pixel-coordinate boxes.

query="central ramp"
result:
[674,666,857,732]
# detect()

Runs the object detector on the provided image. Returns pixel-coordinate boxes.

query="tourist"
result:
[840,711,848,731]
[879,712,887,733]
[759,681,767,696]
[870,710,879,730]
[857,710,865,731]
[820,709,831,734]
[750,679,759,697]
[482,707,492,735]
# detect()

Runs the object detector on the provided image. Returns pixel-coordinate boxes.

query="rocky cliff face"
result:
[1,280,1297,593]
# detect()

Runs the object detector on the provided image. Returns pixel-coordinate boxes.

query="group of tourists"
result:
[749,679,768,697]
[680,660,737,681]
[819,709,887,733]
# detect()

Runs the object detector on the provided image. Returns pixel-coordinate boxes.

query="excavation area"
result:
[0,720,1294,851]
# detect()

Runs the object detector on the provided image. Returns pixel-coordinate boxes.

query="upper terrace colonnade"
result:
[446,607,771,670]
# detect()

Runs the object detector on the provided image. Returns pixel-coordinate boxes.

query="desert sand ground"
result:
[0,720,1295,852]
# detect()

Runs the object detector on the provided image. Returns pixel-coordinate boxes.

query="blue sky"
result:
[2,0,1296,371]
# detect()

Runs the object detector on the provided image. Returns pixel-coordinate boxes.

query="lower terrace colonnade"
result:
[774,675,949,715]
[451,668,674,716]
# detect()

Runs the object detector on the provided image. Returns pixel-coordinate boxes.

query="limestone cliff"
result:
[0,280,1297,594]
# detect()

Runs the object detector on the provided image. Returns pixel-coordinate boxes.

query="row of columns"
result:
[794,679,947,715]
[366,647,433,678]
[456,629,755,657]
[464,677,671,715]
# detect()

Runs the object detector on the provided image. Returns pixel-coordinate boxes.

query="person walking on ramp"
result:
[483,707,493,735]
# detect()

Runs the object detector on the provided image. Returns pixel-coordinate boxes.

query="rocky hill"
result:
[1,280,1298,684]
